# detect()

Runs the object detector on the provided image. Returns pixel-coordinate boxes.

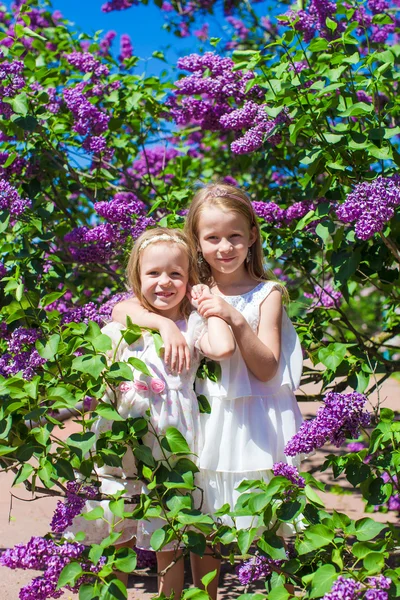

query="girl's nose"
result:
[219,239,233,252]
[159,273,171,286]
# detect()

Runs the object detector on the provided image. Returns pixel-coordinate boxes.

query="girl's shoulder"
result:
[220,280,282,305]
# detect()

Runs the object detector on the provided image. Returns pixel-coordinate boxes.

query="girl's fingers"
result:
[184,346,191,371]
[170,347,178,372]
[177,347,185,374]
[164,343,171,366]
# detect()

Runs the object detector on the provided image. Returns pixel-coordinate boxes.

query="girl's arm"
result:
[196,290,282,382]
[111,298,191,373]
[199,316,236,361]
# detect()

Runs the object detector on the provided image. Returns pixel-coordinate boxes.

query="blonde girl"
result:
[76,227,235,599]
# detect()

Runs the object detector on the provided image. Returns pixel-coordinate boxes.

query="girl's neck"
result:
[210,265,257,292]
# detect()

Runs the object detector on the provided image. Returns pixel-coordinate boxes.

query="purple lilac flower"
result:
[347,441,366,452]
[0,263,7,279]
[236,554,283,585]
[7,328,41,354]
[95,192,146,227]
[100,30,117,55]
[61,302,103,325]
[253,201,285,226]
[0,536,101,600]
[102,0,137,11]
[0,178,31,216]
[285,391,371,456]
[63,82,110,137]
[50,481,97,534]
[368,0,389,14]
[226,16,250,40]
[82,135,107,154]
[119,33,133,62]
[387,494,400,512]
[66,52,109,76]
[128,147,179,182]
[322,576,362,600]
[336,175,400,240]
[194,23,209,41]
[304,284,342,308]
[97,291,133,321]
[273,462,305,487]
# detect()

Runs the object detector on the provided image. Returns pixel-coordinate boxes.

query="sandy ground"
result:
[1,376,399,600]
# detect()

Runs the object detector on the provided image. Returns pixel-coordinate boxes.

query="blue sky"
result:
[52,0,209,74]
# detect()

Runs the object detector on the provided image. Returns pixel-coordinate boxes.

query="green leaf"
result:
[99,578,127,600]
[276,499,304,521]
[10,92,28,116]
[72,354,107,379]
[354,518,387,541]
[95,403,125,421]
[107,362,134,382]
[114,548,137,573]
[127,356,152,376]
[339,102,373,117]
[66,432,96,459]
[197,394,211,414]
[268,586,289,600]
[133,444,156,467]
[363,552,385,574]
[310,564,337,598]
[79,584,97,600]
[304,485,324,507]
[201,569,217,590]
[57,562,83,589]
[35,334,60,361]
[318,343,348,371]
[257,532,286,559]
[54,459,75,481]
[150,528,166,551]
[82,506,104,521]
[237,528,258,555]
[182,589,210,600]
[161,427,191,454]
[13,463,34,486]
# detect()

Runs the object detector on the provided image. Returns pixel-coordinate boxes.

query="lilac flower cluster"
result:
[304,283,343,309]
[169,52,288,154]
[127,147,179,183]
[193,23,209,41]
[323,576,362,600]
[273,462,305,487]
[0,536,104,600]
[336,175,400,240]
[347,441,366,452]
[283,0,337,43]
[95,192,146,226]
[253,198,317,227]
[0,177,31,216]
[66,52,109,76]
[99,30,117,55]
[236,554,283,585]
[0,327,45,380]
[64,82,110,137]
[322,575,392,600]
[0,58,25,118]
[61,301,104,325]
[119,33,133,63]
[226,16,250,43]
[50,481,97,534]
[285,391,371,456]
[102,0,137,11]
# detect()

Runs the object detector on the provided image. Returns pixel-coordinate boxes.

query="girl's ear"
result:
[249,225,258,246]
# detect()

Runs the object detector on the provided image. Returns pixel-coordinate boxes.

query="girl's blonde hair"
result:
[127,227,199,318]
[185,182,268,286]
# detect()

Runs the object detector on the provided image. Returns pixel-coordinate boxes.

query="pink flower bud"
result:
[133,380,149,392]
[150,378,165,394]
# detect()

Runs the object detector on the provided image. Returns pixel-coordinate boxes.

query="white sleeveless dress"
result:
[70,312,206,549]
[196,281,303,531]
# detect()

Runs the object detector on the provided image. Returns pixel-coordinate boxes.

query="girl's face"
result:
[197,206,257,276]
[140,242,189,320]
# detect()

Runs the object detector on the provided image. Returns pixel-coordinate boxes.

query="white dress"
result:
[196,281,303,532]
[71,312,206,549]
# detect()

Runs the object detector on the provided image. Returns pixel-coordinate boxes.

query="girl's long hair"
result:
[185,183,268,286]
[126,227,199,318]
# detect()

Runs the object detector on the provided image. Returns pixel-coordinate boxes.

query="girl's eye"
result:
[231,234,241,238]
[206,235,218,241]
[171,272,183,277]
[148,271,159,276]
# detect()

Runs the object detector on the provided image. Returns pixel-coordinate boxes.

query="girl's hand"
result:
[196,295,235,324]
[190,284,212,308]
[159,320,191,373]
